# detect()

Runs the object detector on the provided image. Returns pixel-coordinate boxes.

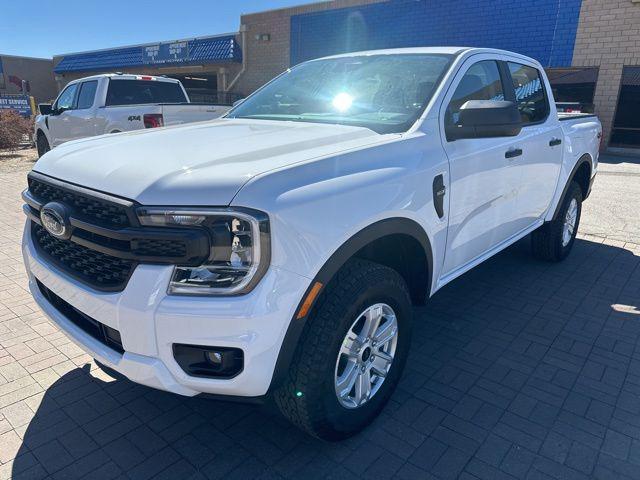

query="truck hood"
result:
[34,119,384,205]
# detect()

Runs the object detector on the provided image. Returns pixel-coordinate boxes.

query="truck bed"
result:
[558,112,597,121]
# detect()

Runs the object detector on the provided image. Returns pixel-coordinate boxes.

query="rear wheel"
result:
[275,259,412,441]
[532,181,583,262]
[36,132,50,158]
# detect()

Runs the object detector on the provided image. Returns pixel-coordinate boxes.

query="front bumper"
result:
[22,221,310,397]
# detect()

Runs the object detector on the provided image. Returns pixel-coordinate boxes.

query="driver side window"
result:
[54,84,78,112]
[446,61,504,126]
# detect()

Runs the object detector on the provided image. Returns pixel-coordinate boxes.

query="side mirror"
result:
[38,103,52,115]
[446,100,522,141]
[232,98,245,108]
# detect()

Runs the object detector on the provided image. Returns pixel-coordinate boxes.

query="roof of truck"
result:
[65,73,180,84]
[316,47,540,66]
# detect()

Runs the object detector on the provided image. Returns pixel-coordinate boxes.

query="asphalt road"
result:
[581,153,640,245]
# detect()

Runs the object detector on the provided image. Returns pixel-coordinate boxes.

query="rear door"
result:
[505,61,563,223]
[439,55,526,276]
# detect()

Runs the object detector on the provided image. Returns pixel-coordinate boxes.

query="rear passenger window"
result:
[105,80,187,106]
[76,81,98,109]
[446,60,504,126]
[508,62,549,124]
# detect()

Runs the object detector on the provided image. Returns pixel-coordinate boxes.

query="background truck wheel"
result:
[275,258,412,441]
[532,181,583,262]
[36,132,50,158]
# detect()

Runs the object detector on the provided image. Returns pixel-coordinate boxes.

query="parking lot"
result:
[0,150,639,479]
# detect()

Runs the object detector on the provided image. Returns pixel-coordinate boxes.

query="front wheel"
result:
[36,132,50,158]
[275,259,412,440]
[532,181,583,262]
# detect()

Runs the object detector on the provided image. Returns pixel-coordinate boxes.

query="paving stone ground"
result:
[1,150,640,479]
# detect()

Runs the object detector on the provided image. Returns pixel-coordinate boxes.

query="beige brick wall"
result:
[233,0,386,95]
[0,55,57,104]
[573,0,640,146]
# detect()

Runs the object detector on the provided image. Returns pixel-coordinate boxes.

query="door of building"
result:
[611,66,640,148]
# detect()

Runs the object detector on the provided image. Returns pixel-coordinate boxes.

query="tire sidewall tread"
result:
[275,258,412,440]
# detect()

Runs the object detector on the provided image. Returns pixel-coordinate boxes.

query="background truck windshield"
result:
[106,79,188,106]
[227,54,452,133]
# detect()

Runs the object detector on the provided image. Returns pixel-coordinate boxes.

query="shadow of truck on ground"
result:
[13,238,640,479]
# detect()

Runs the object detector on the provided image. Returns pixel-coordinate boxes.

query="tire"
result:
[275,258,412,441]
[531,181,583,262]
[36,132,50,158]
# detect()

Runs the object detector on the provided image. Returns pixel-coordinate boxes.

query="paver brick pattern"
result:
[1,159,640,479]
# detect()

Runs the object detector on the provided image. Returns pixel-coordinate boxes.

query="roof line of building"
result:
[241,0,331,17]
[0,53,53,61]
[54,31,239,58]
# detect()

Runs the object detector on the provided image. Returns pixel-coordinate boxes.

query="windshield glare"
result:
[227,54,453,134]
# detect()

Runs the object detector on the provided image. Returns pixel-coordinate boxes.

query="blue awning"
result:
[54,35,241,73]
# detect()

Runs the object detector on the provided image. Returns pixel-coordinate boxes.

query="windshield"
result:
[227,54,453,134]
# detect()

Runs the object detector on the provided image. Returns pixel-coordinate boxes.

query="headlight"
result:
[136,207,270,296]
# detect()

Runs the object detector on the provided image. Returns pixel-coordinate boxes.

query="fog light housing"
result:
[173,344,243,379]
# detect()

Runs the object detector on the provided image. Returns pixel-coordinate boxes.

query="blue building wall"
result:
[290,0,583,67]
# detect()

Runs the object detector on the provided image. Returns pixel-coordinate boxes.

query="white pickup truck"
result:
[34,74,230,156]
[22,47,601,440]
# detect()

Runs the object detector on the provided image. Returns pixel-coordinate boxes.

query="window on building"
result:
[76,81,98,109]
[545,67,598,113]
[507,62,549,124]
[446,60,504,126]
[105,79,187,106]
[611,66,640,148]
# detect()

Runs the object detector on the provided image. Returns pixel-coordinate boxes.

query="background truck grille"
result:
[28,177,131,228]
[33,224,136,291]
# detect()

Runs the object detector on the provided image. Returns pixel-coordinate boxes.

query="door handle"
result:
[505,148,523,159]
[549,138,562,147]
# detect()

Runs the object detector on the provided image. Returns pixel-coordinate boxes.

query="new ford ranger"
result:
[34,74,230,156]
[22,47,601,440]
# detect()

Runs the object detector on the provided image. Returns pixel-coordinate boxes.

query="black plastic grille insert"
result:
[28,177,130,228]
[33,224,136,291]
[37,279,124,354]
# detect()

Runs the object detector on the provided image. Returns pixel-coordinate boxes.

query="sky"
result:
[0,0,318,58]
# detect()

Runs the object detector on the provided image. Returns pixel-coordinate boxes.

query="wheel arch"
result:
[268,217,433,392]
[552,153,593,220]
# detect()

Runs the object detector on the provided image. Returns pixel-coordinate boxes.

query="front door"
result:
[65,80,99,142]
[48,83,78,146]
[439,57,526,276]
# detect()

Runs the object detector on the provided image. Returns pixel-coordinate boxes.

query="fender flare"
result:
[551,154,593,220]
[267,217,433,392]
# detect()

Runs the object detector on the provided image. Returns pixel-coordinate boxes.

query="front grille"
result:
[33,224,135,291]
[28,177,131,228]
[37,279,124,354]
[25,174,210,291]
[131,238,187,257]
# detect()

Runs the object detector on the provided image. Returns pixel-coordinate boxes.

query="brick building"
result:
[50,0,640,149]
[0,54,57,104]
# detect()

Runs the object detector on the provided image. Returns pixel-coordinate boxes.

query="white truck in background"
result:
[34,74,231,156]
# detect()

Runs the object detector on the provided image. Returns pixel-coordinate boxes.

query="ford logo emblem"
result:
[40,202,71,240]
